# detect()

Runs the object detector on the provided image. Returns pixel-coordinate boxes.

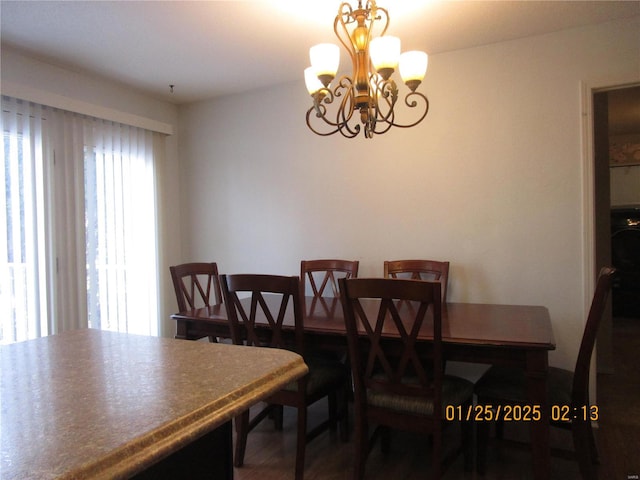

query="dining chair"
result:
[170,262,222,343]
[301,259,359,298]
[339,277,474,480]
[301,259,359,362]
[474,266,616,479]
[220,273,349,480]
[384,259,450,302]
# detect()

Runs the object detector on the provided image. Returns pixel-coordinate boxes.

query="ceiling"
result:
[1,1,639,105]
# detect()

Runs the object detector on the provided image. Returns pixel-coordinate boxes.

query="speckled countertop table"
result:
[1,329,308,479]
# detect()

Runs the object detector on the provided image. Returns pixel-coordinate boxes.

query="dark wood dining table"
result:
[172,295,556,479]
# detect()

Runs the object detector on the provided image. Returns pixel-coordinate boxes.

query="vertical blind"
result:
[84,120,158,335]
[1,98,49,342]
[1,96,159,344]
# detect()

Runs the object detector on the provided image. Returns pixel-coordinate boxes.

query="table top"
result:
[173,296,555,351]
[1,329,307,480]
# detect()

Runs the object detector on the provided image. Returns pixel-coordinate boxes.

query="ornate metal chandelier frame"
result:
[305,1,429,139]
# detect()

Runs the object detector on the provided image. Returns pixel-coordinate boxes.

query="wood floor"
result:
[233,317,640,480]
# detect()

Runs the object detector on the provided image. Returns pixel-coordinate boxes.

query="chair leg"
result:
[587,420,600,464]
[328,391,338,432]
[495,418,505,439]
[273,405,284,430]
[234,410,250,468]
[432,424,442,480]
[476,420,490,475]
[339,384,350,442]
[572,419,598,480]
[380,426,391,454]
[461,417,473,472]
[294,405,308,480]
[352,415,368,480]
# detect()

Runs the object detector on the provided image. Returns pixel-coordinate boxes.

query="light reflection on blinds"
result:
[1,96,159,344]
[84,121,158,336]
[0,98,49,344]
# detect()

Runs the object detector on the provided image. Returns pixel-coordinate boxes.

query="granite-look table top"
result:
[1,329,308,479]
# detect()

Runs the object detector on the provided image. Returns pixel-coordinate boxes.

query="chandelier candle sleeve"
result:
[304,0,430,138]
[309,43,340,87]
[399,51,428,91]
[304,67,324,95]
[369,36,400,80]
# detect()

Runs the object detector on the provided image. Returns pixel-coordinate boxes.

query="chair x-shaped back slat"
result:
[384,260,450,302]
[228,290,290,349]
[170,263,222,312]
[307,270,342,298]
[351,291,438,397]
[301,260,359,299]
[221,274,303,353]
[180,273,213,309]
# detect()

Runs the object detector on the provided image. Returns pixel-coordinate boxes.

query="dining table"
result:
[172,294,556,480]
[1,328,307,480]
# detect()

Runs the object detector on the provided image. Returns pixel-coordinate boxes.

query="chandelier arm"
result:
[387,91,430,129]
[339,122,360,138]
[306,106,342,136]
[371,116,393,135]
[371,78,398,125]
[336,75,355,97]
[369,2,390,38]
[331,76,360,134]
[305,79,361,138]
[306,87,347,136]
[338,86,355,124]
[337,89,361,137]
[338,1,356,26]
[371,103,393,135]
[370,99,393,136]
[335,3,357,67]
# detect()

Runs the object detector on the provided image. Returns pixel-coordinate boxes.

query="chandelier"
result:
[304,0,429,139]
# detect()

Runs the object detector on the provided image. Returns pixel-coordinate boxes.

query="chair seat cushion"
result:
[283,356,347,396]
[366,375,474,416]
[474,365,573,407]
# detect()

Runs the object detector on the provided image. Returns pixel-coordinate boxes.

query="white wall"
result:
[1,47,182,338]
[178,17,640,370]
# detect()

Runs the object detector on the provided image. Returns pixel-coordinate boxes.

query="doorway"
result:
[592,83,640,476]
[593,84,640,374]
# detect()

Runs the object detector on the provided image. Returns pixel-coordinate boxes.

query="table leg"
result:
[175,319,188,340]
[526,351,550,480]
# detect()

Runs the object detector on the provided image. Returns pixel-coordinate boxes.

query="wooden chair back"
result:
[170,262,222,311]
[221,274,304,354]
[339,278,443,415]
[301,259,359,298]
[384,259,450,302]
[572,266,616,408]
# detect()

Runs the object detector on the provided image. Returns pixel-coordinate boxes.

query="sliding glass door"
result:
[1,96,159,345]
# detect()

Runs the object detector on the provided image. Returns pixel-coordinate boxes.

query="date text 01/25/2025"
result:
[445,404,599,422]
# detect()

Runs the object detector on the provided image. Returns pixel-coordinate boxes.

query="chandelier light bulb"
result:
[370,36,401,80]
[399,51,428,91]
[309,43,340,86]
[304,67,324,95]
